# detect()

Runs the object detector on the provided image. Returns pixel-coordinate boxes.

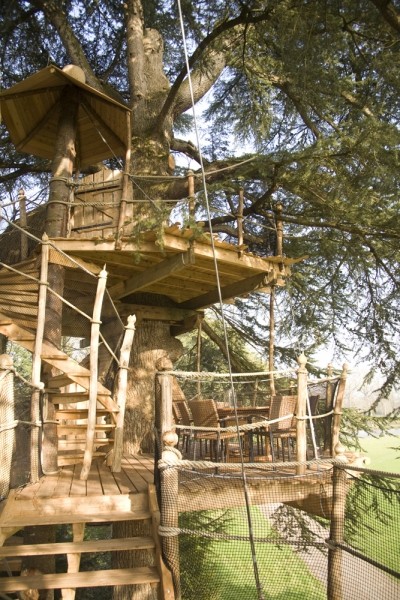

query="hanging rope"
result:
[175,2,265,598]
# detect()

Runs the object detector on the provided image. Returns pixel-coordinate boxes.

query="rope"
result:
[306,389,319,459]
[0,420,42,433]
[158,524,326,547]
[176,3,265,597]
[159,456,335,472]
[163,368,296,379]
[173,412,291,433]
[327,540,400,580]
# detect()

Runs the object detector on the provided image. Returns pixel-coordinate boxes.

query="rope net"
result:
[158,460,400,600]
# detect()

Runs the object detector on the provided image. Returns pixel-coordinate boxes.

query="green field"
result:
[357,433,400,473]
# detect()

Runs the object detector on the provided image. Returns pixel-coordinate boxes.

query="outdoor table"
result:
[217,405,270,461]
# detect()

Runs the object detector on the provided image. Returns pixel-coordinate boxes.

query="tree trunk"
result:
[124,321,183,454]
[41,85,79,474]
[22,86,79,599]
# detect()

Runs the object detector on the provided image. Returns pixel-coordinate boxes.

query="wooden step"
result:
[55,409,112,419]
[0,566,160,592]
[50,391,113,403]
[58,438,112,447]
[41,353,69,360]
[0,536,155,557]
[58,453,110,466]
[57,424,114,434]
[0,492,150,526]
[48,374,89,388]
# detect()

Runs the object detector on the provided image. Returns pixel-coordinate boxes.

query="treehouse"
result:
[0,65,369,600]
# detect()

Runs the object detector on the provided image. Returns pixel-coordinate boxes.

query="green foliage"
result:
[340,408,398,452]
[1,0,400,404]
[344,472,400,573]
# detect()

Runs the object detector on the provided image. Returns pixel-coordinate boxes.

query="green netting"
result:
[158,460,400,600]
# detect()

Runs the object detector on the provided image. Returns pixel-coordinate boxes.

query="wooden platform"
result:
[0,455,176,599]
[0,454,155,529]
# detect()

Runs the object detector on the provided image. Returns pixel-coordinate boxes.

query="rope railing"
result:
[163,368,297,379]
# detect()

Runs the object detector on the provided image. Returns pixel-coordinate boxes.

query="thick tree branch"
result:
[30,0,103,91]
[170,138,208,165]
[277,212,400,240]
[369,0,400,33]
[156,5,277,128]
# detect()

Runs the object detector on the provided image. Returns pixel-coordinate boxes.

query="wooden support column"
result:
[115,111,132,249]
[42,86,79,475]
[188,170,195,220]
[196,318,202,397]
[155,361,181,597]
[268,287,276,396]
[156,363,174,441]
[61,522,85,600]
[275,202,283,256]
[32,234,49,480]
[296,353,308,474]
[327,465,347,600]
[80,267,108,481]
[160,434,181,600]
[237,186,244,256]
[331,364,348,457]
[324,363,334,455]
[111,314,136,472]
[18,188,28,260]
[0,354,14,499]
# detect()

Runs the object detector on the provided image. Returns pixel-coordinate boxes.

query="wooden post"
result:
[296,353,308,474]
[18,188,28,260]
[275,202,283,256]
[160,432,181,599]
[188,170,195,220]
[42,85,79,475]
[331,364,348,457]
[157,366,174,441]
[268,287,276,396]
[0,354,14,499]
[62,522,85,600]
[237,186,244,255]
[111,314,136,472]
[80,267,108,481]
[115,111,132,249]
[324,363,334,455]
[196,318,202,397]
[32,234,49,481]
[327,464,347,600]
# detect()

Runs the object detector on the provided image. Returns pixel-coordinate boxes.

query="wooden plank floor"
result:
[11,453,155,501]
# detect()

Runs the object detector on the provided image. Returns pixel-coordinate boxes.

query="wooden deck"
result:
[0,454,155,529]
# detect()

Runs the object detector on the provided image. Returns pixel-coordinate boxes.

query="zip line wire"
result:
[175,2,266,598]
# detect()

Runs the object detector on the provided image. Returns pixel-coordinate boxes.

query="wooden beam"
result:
[178,272,271,309]
[0,536,155,557]
[119,304,203,324]
[109,249,195,299]
[54,237,296,271]
[0,567,160,592]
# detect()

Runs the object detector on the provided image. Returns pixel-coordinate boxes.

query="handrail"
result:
[80,267,108,481]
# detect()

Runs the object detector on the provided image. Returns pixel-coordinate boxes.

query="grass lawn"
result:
[180,507,327,600]
[357,434,400,473]
[344,435,400,572]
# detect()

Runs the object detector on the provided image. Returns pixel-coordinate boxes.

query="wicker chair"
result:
[173,400,193,454]
[268,395,297,461]
[188,398,244,461]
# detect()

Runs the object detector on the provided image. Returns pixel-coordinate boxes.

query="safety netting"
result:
[157,459,400,600]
